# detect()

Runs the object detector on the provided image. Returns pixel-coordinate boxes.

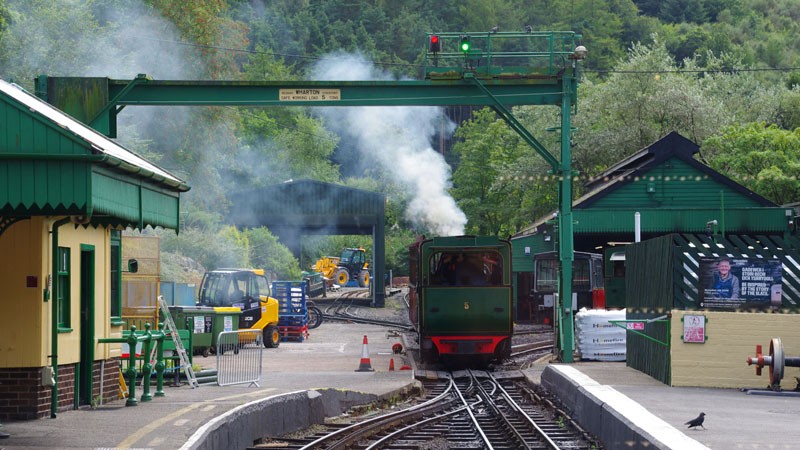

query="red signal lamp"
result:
[429,35,441,53]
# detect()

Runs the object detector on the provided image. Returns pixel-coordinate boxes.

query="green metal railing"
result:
[98,323,166,406]
[609,315,671,347]
[423,31,580,79]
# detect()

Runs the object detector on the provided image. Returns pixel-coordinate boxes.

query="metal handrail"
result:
[98,323,166,406]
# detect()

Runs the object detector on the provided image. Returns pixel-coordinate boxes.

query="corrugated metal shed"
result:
[231,179,384,234]
[510,131,794,321]
[229,179,387,307]
[512,132,790,252]
[0,79,189,231]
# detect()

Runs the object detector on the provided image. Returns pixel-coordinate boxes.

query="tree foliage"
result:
[2,0,800,280]
[701,123,800,205]
[451,108,555,236]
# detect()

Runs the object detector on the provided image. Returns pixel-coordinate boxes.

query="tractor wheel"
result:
[263,325,281,348]
[335,268,350,286]
[358,270,369,287]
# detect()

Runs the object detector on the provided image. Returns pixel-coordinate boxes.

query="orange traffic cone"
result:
[355,335,375,372]
[389,358,395,371]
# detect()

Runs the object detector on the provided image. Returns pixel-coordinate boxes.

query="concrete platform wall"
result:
[181,389,381,450]
[541,364,709,450]
[670,310,800,388]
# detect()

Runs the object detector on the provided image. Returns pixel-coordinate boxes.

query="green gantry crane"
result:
[37,30,587,362]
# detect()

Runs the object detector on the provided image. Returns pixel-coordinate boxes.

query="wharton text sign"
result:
[699,257,782,310]
[279,89,341,101]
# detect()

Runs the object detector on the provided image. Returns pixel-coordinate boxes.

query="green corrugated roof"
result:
[514,132,781,238]
[0,79,188,230]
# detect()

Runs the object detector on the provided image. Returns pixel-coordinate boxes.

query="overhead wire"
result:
[139,36,418,68]
[141,36,800,76]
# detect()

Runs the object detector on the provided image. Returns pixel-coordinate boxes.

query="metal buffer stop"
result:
[747,337,800,391]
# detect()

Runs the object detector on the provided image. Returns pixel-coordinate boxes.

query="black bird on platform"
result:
[685,412,706,430]
[490,26,499,33]
[525,24,533,33]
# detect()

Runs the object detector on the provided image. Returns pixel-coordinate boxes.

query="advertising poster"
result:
[699,257,782,310]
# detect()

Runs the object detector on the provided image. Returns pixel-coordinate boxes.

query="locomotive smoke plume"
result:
[311,53,467,236]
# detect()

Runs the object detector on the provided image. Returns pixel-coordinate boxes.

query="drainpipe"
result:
[50,217,70,418]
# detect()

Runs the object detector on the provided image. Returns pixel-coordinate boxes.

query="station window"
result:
[535,259,559,293]
[57,247,71,329]
[573,260,590,292]
[110,230,123,325]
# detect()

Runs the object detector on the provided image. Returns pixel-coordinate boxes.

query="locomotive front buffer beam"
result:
[746,337,800,391]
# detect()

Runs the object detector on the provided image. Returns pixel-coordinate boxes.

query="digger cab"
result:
[198,268,280,330]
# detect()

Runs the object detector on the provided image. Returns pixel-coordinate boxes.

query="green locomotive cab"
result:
[409,235,513,364]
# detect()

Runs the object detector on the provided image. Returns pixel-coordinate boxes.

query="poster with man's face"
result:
[699,257,782,310]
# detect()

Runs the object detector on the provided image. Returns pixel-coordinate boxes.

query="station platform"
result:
[525,360,800,450]
[2,321,797,449]
[0,323,419,450]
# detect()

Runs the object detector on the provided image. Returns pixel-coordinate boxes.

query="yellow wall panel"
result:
[0,217,119,368]
[0,217,46,367]
[670,310,800,388]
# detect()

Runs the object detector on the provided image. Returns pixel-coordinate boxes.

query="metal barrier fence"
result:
[216,329,263,387]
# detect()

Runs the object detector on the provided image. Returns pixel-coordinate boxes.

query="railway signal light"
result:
[459,35,471,53]
[429,35,441,53]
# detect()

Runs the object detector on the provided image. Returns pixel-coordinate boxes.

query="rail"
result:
[268,373,598,449]
[423,31,581,80]
[98,323,167,406]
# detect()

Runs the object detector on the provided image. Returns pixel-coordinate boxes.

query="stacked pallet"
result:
[272,281,309,342]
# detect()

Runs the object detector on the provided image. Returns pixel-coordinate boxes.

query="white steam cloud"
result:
[1,0,199,81]
[311,53,467,236]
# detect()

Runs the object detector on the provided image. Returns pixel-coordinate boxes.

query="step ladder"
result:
[157,295,199,388]
[118,368,128,399]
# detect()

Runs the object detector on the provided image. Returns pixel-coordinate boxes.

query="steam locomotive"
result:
[408,235,513,364]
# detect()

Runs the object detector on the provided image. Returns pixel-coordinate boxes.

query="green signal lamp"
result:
[459,35,471,53]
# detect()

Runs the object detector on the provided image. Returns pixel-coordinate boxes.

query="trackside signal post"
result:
[37,30,585,362]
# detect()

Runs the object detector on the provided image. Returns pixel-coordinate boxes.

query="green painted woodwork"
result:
[625,233,800,385]
[511,234,556,273]
[78,245,95,407]
[1,82,186,231]
[422,287,512,333]
[586,157,764,209]
[110,231,122,323]
[573,208,788,233]
[0,159,90,214]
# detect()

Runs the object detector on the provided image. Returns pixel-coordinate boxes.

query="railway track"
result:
[253,371,600,450]
[316,289,414,330]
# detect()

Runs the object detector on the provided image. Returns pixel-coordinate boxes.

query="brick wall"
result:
[670,310,800,388]
[93,359,122,407]
[0,358,122,420]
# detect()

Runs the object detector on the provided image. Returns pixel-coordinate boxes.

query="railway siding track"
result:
[254,372,601,450]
